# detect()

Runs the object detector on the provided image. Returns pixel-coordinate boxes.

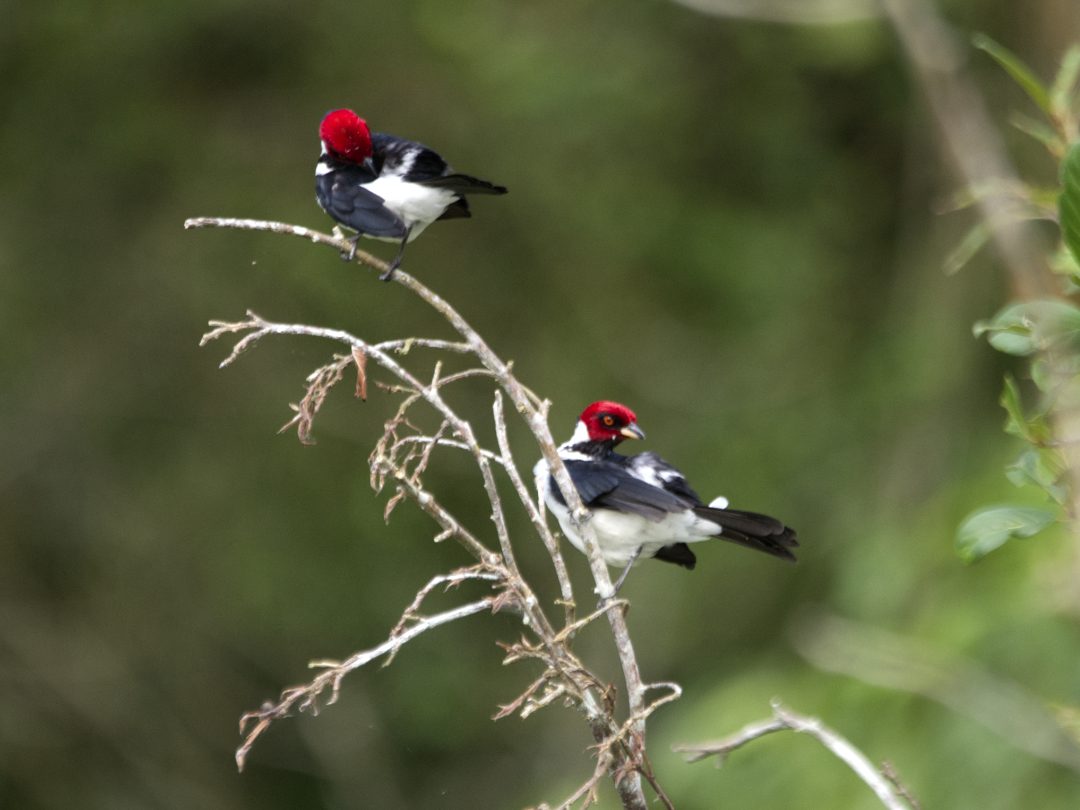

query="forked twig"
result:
[674,699,916,810]
[236,597,495,772]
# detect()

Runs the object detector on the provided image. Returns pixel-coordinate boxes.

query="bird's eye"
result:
[602,415,615,427]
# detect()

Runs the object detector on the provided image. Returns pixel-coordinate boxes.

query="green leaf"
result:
[974,300,1080,356]
[1005,448,1067,503]
[1049,242,1080,281]
[1031,355,1053,393]
[1060,142,1080,268]
[1009,111,1065,154]
[1053,703,1080,748]
[1050,45,1080,120]
[956,504,1057,562]
[973,33,1051,114]
[973,307,1037,355]
[1000,375,1050,444]
[944,221,990,274]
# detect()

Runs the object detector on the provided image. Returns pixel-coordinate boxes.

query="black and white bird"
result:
[534,401,797,591]
[315,108,508,279]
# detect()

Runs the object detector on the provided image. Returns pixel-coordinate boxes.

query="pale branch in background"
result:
[191,216,664,808]
[671,0,880,25]
[879,0,1051,298]
[675,699,918,810]
[791,612,1080,772]
[882,762,923,810]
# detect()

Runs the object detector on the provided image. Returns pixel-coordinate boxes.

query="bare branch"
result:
[236,597,494,772]
[279,354,354,444]
[536,747,612,810]
[373,458,499,565]
[351,346,367,400]
[676,714,787,763]
[386,565,504,662]
[493,392,577,622]
[553,599,630,644]
[791,612,1080,771]
[391,435,506,465]
[672,0,880,25]
[185,217,392,276]
[882,761,922,810]
[191,217,660,808]
[675,699,916,810]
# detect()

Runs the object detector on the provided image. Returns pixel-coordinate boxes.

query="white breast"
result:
[363,174,457,238]
[533,459,721,569]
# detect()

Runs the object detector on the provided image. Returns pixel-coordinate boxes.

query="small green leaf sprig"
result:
[956,37,1080,561]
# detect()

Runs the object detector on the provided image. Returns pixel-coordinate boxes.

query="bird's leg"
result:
[341,234,360,262]
[611,548,641,595]
[379,227,412,281]
[598,547,642,609]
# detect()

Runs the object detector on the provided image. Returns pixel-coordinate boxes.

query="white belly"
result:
[363,174,457,238]
[533,459,720,569]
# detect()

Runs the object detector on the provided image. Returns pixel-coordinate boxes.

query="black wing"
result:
[371,132,507,193]
[628,451,799,562]
[372,133,449,182]
[560,458,695,521]
[627,451,704,504]
[316,164,407,238]
[437,198,471,221]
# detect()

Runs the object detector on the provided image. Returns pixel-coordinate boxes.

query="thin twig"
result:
[537,746,613,810]
[882,761,922,810]
[675,699,916,810]
[391,435,506,465]
[236,597,494,772]
[385,565,503,664]
[493,392,577,624]
[791,612,1080,772]
[185,217,392,276]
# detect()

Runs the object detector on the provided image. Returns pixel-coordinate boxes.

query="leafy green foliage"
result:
[973,33,1051,113]
[944,222,991,275]
[973,299,1080,357]
[956,504,1057,562]
[1050,45,1080,123]
[1009,111,1064,152]
[1061,142,1080,268]
[961,37,1080,561]
[1005,449,1067,504]
[998,375,1050,443]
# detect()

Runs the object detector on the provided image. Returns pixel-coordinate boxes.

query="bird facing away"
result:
[534,401,798,592]
[315,108,508,279]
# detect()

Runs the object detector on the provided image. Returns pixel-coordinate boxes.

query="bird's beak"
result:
[620,423,645,441]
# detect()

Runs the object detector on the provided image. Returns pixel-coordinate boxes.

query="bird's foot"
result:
[378,256,401,282]
[340,236,360,262]
[594,592,630,616]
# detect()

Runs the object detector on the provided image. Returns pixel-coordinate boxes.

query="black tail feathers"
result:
[421,173,508,195]
[693,507,799,562]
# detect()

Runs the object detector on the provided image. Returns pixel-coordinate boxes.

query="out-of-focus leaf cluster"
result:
[959,36,1080,560]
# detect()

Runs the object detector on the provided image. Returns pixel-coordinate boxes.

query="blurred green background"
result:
[4,0,1080,807]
